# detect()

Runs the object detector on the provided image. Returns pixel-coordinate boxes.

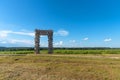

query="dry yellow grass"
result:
[0,54,120,80]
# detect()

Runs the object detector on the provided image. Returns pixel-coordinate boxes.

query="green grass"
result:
[1,49,120,54]
[0,51,34,54]
[0,54,120,80]
[54,49,120,54]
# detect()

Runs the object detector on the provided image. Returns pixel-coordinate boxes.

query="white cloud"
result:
[0,41,7,44]
[69,40,76,43]
[0,38,34,47]
[8,39,33,44]
[0,30,34,38]
[11,31,34,36]
[54,41,63,46]
[104,38,112,42]
[55,30,69,36]
[83,37,88,41]
[59,41,63,45]
[1,29,69,38]
[0,30,12,38]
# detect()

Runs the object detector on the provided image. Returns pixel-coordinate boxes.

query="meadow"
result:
[1,49,120,54]
[0,49,120,80]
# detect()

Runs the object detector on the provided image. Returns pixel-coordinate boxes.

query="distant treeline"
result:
[0,47,120,51]
[0,47,34,51]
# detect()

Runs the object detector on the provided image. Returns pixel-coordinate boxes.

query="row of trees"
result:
[0,47,118,51]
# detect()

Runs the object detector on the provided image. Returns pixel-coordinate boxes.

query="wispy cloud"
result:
[0,30,34,38]
[83,37,88,41]
[0,29,69,38]
[0,41,7,44]
[69,40,76,43]
[54,41,63,46]
[8,39,33,44]
[11,31,34,36]
[0,30,11,38]
[54,30,69,36]
[0,38,34,47]
[104,38,112,42]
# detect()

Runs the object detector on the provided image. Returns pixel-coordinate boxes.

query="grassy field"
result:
[54,49,120,54]
[1,49,120,54]
[0,54,120,80]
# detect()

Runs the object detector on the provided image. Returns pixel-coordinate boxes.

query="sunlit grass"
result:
[1,49,120,54]
[0,54,120,80]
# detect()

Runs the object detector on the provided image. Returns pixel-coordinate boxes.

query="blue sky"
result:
[0,0,120,47]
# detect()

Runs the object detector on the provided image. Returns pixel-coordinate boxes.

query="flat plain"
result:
[0,54,120,80]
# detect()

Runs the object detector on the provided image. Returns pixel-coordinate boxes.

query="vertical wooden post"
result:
[35,29,40,54]
[48,31,53,54]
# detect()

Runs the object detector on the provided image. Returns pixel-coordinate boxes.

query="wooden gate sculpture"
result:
[34,29,53,54]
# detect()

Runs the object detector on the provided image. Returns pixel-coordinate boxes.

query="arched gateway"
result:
[34,29,53,54]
